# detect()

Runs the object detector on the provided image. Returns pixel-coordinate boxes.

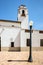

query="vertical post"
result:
[28,26,33,62]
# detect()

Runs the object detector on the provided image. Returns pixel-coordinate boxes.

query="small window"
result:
[27,39,30,46]
[11,42,14,47]
[21,10,25,16]
[12,25,14,27]
[40,39,43,46]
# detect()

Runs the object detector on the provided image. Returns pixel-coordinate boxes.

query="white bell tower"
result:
[17,5,29,29]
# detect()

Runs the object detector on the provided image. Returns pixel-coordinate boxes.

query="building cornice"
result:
[0,19,21,24]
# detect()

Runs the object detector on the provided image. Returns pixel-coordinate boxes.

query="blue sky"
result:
[0,0,43,30]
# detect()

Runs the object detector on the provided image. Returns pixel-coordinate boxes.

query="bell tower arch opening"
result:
[21,10,25,16]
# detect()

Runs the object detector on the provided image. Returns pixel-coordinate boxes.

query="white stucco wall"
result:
[0,25,43,48]
[20,29,26,47]
[32,30,40,47]
[24,30,40,47]
[0,27,20,47]
[14,31,20,47]
[21,17,29,29]
[40,34,43,39]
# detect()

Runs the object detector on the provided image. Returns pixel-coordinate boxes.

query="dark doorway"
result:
[11,42,14,47]
[27,39,30,46]
[0,37,1,51]
[40,39,43,46]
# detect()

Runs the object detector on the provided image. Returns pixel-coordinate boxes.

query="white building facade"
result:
[0,5,43,51]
